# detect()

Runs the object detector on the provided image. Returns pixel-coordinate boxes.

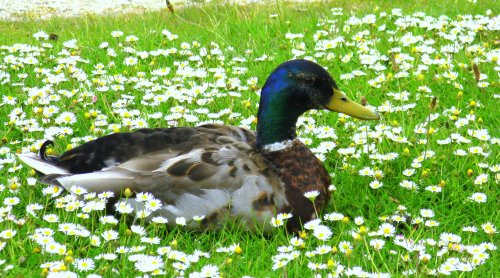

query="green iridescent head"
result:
[256,59,379,147]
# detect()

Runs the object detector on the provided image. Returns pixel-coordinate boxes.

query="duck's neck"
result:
[256,115,298,149]
[256,85,302,148]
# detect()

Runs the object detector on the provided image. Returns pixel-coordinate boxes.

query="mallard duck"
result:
[19,59,379,232]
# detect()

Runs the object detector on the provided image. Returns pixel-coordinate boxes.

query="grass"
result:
[0,0,498,276]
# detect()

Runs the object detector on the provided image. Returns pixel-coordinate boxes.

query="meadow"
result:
[0,0,498,276]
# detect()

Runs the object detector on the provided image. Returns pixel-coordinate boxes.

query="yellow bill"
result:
[325,89,380,120]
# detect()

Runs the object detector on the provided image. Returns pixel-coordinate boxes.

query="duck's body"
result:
[19,59,379,232]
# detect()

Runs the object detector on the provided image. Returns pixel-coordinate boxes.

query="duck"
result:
[18,59,379,232]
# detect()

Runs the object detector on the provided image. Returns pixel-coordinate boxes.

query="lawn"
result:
[0,0,498,276]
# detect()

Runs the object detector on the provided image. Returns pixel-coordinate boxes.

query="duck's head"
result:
[257,59,379,147]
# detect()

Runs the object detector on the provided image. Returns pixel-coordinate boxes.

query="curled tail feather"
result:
[40,140,59,163]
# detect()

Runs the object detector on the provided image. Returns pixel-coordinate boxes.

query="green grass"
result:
[0,0,498,276]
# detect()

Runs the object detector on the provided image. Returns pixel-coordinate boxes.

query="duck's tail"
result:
[17,152,69,176]
[18,146,136,193]
[17,140,71,187]
[39,140,60,163]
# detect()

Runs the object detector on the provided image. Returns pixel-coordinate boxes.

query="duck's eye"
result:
[341,97,347,101]
[304,76,315,84]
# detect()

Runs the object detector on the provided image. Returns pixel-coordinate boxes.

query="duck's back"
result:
[50,124,256,174]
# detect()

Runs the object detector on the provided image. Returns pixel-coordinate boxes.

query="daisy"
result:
[200,264,219,277]
[354,216,364,225]
[111,30,123,37]
[400,180,418,190]
[304,190,320,201]
[33,30,49,40]
[141,237,161,244]
[315,245,332,254]
[98,191,114,199]
[124,56,138,66]
[55,112,77,125]
[3,197,20,206]
[151,216,169,224]
[136,209,152,219]
[469,192,487,203]
[379,223,395,237]
[0,229,16,239]
[90,235,101,247]
[45,242,66,255]
[338,241,353,254]
[440,233,461,243]
[425,220,440,227]
[176,217,187,226]
[359,167,374,176]
[290,237,304,247]
[125,35,139,43]
[70,186,87,195]
[304,219,321,230]
[324,212,344,221]
[481,222,497,235]
[369,239,385,250]
[272,260,289,270]
[101,253,117,261]
[99,216,118,225]
[116,246,129,254]
[473,174,488,185]
[313,225,333,240]
[462,226,478,233]
[26,203,44,216]
[131,225,146,236]
[420,209,435,218]
[101,230,119,241]
[74,258,95,271]
[136,192,154,202]
[402,168,416,176]
[145,198,162,211]
[43,214,59,223]
[369,180,383,189]
[308,262,327,270]
[425,185,442,193]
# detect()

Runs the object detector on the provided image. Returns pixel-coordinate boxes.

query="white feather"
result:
[154,149,203,172]
[145,189,232,228]
[56,171,134,192]
[261,140,294,152]
[17,154,69,175]
[200,189,231,208]
[174,194,214,218]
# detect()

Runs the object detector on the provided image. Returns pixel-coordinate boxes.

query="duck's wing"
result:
[30,124,255,174]
[18,124,288,229]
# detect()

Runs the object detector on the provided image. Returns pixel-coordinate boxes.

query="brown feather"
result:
[262,140,331,232]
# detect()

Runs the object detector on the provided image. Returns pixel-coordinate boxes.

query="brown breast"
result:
[262,140,331,232]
